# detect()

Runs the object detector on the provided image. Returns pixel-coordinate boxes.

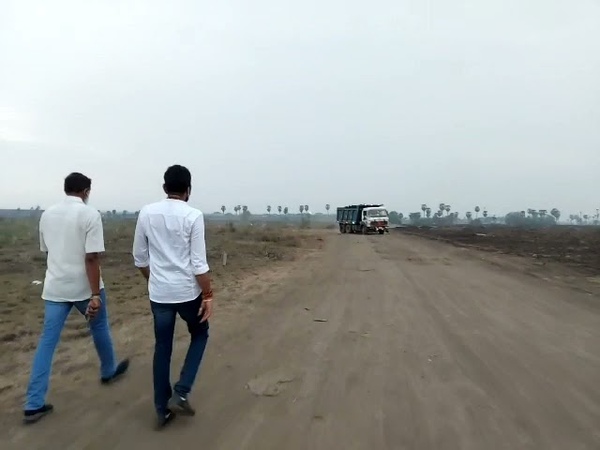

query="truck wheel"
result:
[378,230,384,235]
[345,224,352,234]
[340,224,346,234]
[361,225,368,235]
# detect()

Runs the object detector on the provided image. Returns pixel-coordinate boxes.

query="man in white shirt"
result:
[24,172,129,424]
[132,164,213,429]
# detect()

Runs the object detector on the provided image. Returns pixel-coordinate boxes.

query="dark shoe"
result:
[23,404,54,424]
[156,409,176,430]
[169,394,196,416]
[101,359,130,385]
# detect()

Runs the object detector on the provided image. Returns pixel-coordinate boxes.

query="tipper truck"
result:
[336,204,390,234]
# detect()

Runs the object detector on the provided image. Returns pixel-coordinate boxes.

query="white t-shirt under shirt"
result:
[132,199,210,304]
[40,196,105,302]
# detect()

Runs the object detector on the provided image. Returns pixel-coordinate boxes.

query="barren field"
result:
[397,225,600,274]
[0,219,324,410]
[1,220,599,449]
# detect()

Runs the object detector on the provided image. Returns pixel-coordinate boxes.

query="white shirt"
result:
[132,199,210,303]
[40,196,105,302]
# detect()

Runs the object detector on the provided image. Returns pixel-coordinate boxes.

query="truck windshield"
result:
[367,209,388,217]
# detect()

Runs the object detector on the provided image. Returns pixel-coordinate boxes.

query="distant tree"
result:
[325,204,331,214]
[389,211,401,224]
[539,209,547,218]
[409,212,422,224]
[278,206,282,214]
[398,212,404,223]
[221,205,226,214]
[299,205,304,214]
[304,204,309,213]
[421,204,427,216]
[475,206,480,218]
[445,204,451,215]
[242,205,248,214]
[483,210,488,218]
[466,211,473,221]
[439,203,446,214]
[267,205,272,215]
[550,208,560,222]
[283,207,289,215]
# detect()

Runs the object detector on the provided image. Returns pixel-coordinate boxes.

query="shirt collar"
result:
[64,195,84,204]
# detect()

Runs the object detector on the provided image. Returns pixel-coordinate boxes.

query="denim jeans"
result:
[151,295,209,415]
[25,289,117,410]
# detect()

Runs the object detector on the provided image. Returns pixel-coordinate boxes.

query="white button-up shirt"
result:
[40,196,105,301]
[132,199,210,304]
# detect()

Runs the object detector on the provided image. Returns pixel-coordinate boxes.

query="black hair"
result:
[64,172,92,194]
[164,165,192,194]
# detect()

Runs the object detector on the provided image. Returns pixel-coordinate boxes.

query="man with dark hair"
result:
[23,172,129,424]
[133,164,213,429]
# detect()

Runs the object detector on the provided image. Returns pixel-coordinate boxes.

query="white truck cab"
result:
[361,206,390,234]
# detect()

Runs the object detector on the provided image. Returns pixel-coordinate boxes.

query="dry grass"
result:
[0,218,324,408]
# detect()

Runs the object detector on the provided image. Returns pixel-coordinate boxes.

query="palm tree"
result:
[426,207,432,219]
[283,207,289,215]
[304,204,309,213]
[550,208,560,222]
[267,205,272,215]
[483,210,488,218]
[421,204,428,216]
[439,203,446,215]
[466,211,473,221]
[278,206,282,215]
[221,205,226,214]
[445,204,451,215]
[325,204,331,214]
[475,206,480,218]
[299,205,304,214]
[242,205,248,214]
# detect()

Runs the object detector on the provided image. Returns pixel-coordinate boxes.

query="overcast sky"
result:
[1,0,599,216]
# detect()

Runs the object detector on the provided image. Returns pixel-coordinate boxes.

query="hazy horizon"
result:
[1,0,599,217]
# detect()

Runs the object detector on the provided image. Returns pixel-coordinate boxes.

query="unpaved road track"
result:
[3,233,599,449]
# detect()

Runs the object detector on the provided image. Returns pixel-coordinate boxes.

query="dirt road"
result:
[3,233,599,449]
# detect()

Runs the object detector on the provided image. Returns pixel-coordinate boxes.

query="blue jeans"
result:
[151,295,209,415]
[25,289,117,410]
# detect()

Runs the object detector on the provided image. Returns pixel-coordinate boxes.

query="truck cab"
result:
[361,207,389,234]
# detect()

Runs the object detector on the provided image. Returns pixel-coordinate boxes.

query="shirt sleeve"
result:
[132,210,150,268]
[39,215,48,252]
[85,210,106,253]
[190,213,210,275]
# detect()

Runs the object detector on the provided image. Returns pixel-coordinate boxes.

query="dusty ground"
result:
[1,223,599,449]
[0,219,323,408]
[398,225,600,274]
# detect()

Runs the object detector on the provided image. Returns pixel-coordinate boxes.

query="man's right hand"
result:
[86,295,102,320]
[199,296,213,323]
